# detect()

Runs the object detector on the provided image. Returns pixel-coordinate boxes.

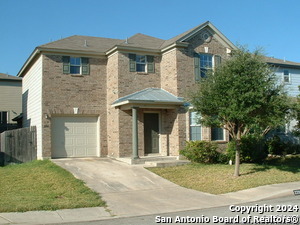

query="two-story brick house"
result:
[19,21,274,160]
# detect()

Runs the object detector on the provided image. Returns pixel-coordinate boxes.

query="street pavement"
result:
[0,158,299,224]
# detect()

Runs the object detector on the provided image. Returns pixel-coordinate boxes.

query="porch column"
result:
[132,107,139,159]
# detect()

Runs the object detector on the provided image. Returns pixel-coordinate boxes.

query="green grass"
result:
[148,155,300,195]
[0,160,105,212]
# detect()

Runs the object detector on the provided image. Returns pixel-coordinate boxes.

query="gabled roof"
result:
[36,21,235,54]
[160,21,237,50]
[112,88,184,109]
[0,73,22,81]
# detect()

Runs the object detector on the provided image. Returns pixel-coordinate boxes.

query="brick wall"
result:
[42,54,108,157]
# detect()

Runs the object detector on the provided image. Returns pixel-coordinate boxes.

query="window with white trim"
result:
[194,54,222,81]
[190,112,201,140]
[62,56,90,75]
[211,127,224,141]
[129,54,155,73]
[200,54,213,78]
[283,69,290,83]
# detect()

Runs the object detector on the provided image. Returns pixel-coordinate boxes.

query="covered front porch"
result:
[111,88,186,161]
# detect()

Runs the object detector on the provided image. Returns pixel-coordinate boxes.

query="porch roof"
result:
[112,88,184,110]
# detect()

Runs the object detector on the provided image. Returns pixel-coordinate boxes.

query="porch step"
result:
[116,156,190,167]
[144,159,190,168]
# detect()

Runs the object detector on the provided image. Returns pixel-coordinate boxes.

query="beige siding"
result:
[0,80,22,123]
[22,55,43,158]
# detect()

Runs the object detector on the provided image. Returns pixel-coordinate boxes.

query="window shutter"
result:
[81,57,90,75]
[194,53,200,81]
[147,55,155,73]
[129,54,136,72]
[62,56,70,74]
[214,55,222,67]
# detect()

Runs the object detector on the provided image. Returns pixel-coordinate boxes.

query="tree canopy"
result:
[190,47,292,176]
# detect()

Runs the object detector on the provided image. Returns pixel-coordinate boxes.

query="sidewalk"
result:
[0,182,298,225]
[0,158,299,224]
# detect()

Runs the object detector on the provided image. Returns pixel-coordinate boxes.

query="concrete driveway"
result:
[52,158,299,217]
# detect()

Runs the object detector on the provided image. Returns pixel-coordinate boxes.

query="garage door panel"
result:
[87,127,96,134]
[52,117,98,158]
[76,138,86,146]
[75,147,86,157]
[75,127,85,135]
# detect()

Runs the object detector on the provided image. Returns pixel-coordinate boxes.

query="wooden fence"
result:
[0,126,37,165]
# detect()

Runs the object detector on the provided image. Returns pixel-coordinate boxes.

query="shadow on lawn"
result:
[241,156,300,175]
[266,156,300,173]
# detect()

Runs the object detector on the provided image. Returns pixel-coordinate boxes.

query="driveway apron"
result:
[52,158,243,217]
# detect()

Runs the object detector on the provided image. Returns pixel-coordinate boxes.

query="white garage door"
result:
[52,117,98,158]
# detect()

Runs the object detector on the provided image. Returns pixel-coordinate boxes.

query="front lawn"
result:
[0,160,105,212]
[148,155,300,195]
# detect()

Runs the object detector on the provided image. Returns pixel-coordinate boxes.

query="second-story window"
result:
[62,56,90,75]
[200,54,213,78]
[136,55,146,72]
[194,53,222,81]
[129,54,155,73]
[283,69,290,83]
[70,57,81,74]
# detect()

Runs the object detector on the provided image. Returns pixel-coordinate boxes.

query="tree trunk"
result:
[234,142,241,176]
[234,129,242,177]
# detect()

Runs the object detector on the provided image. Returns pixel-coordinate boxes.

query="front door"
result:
[144,113,159,154]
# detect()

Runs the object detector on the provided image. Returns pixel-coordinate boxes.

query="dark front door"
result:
[144,113,159,154]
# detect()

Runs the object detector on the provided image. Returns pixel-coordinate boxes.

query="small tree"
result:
[190,47,291,176]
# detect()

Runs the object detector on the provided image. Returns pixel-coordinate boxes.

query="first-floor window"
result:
[0,111,8,125]
[190,111,201,140]
[211,127,224,141]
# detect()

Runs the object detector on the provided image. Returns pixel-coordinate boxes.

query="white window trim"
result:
[283,69,291,84]
[136,55,147,73]
[211,127,226,141]
[70,57,82,74]
[189,111,202,141]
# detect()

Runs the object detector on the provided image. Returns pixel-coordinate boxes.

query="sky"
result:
[1,0,300,76]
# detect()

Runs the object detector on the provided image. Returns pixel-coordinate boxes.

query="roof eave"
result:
[112,100,184,109]
[267,62,300,69]
[106,45,161,56]
[17,47,107,77]
[160,42,189,53]
[18,48,40,77]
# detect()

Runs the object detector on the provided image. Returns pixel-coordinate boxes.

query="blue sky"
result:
[1,0,300,76]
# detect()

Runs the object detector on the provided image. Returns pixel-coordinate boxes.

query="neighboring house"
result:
[17,21,299,160]
[0,73,22,133]
[265,57,300,139]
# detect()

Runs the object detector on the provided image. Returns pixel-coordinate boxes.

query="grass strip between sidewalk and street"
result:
[0,160,105,212]
[148,155,300,195]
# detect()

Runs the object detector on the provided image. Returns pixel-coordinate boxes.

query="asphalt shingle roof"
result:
[264,56,300,67]
[0,73,22,81]
[39,35,125,53]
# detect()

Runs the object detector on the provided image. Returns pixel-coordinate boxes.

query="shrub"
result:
[266,135,300,155]
[226,135,268,163]
[180,141,220,163]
